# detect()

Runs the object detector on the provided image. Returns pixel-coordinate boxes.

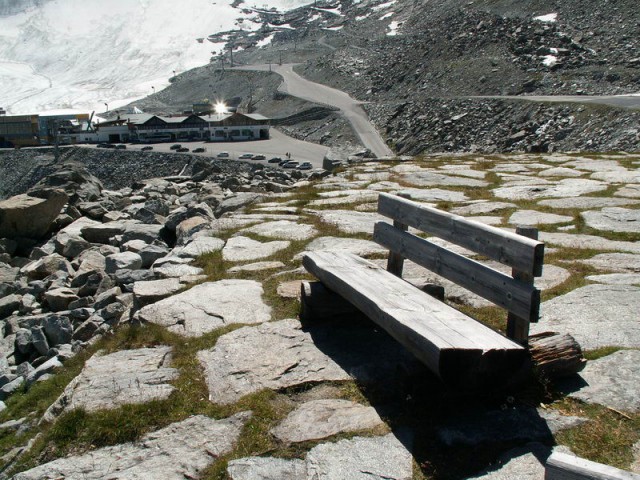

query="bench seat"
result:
[303,250,528,387]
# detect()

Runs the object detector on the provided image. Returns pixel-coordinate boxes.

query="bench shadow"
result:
[300,313,557,479]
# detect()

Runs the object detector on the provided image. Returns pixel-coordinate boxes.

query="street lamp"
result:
[104,102,108,112]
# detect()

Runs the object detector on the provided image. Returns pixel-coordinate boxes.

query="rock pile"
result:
[0,157,319,403]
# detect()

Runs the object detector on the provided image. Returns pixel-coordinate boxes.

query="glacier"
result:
[0,0,313,115]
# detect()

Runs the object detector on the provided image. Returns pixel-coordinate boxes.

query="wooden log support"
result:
[300,281,360,321]
[545,451,640,480]
[386,220,408,276]
[529,332,587,380]
[507,226,541,345]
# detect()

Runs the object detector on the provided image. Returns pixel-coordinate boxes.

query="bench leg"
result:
[300,281,360,321]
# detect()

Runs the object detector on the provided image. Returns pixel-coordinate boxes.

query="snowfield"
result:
[0,0,313,115]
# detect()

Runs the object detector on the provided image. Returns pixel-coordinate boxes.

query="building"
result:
[0,115,39,147]
[76,112,271,143]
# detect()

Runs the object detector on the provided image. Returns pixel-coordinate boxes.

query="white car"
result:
[297,162,312,170]
[217,152,229,158]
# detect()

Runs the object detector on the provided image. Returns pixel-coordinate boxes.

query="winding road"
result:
[233,63,394,158]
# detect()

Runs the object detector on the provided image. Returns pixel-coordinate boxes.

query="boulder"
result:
[0,190,68,239]
[105,252,143,274]
[44,288,79,312]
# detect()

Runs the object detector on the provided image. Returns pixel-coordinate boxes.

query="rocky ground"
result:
[0,149,638,478]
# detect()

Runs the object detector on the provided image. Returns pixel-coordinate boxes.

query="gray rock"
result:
[305,433,412,480]
[228,457,306,480]
[581,208,640,233]
[538,167,585,178]
[21,254,75,280]
[239,220,318,241]
[632,440,640,474]
[0,190,68,240]
[540,232,640,254]
[44,288,78,312]
[15,328,32,355]
[172,236,225,258]
[222,236,290,262]
[217,192,264,216]
[559,350,640,413]
[175,216,210,245]
[509,210,573,226]
[43,315,73,346]
[271,399,384,443]
[493,179,608,200]
[228,261,286,273]
[105,252,143,274]
[153,262,204,278]
[439,408,587,446]
[93,287,121,310]
[30,326,49,356]
[581,253,640,273]
[198,319,351,405]
[451,202,517,215]
[138,244,170,268]
[396,187,469,203]
[294,236,387,260]
[43,346,178,421]
[585,274,640,286]
[532,285,640,348]
[26,356,62,385]
[133,278,183,307]
[470,443,558,479]
[15,413,251,480]
[0,376,24,400]
[120,223,164,244]
[538,197,640,209]
[400,171,488,187]
[616,185,640,198]
[137,280,271,337]
[307,210,390,235]
[81,222,126,243]
[0,294,21,319]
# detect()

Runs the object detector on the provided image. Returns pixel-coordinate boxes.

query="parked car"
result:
[283,161,299,169]
[141,146,153,151]
[193,147,206,153]
[297,162,312,170]
[97,143,109,148]
[170,144,181,150]
[217,152,229,158]
[252,154,266,160]
[115,144,127,150]
[268,157,282,163]
[278,159,291,167]
[177,147,190,152]
[238,153,253,159]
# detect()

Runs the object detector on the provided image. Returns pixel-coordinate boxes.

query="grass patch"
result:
[583,346,625,361]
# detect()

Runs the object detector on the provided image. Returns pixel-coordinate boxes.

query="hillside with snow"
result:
[0,0,313,114]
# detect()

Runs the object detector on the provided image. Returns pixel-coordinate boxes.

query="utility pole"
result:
[279,50,282,65]
[53,120,59,162]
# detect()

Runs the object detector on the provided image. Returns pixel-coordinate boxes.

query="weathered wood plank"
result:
[373,222,540,322]
[545,451,640,480]
[387,220,408,276]
[303,251,527,387]
[377,193,545,277]
[529,332,586,380]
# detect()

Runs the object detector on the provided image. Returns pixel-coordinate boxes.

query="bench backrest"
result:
[373,193,545,342]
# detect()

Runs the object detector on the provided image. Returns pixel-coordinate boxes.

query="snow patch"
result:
[256,33,276,48]
[542,55,558,67]
[387,21,400,36]
[380,12,394,20]
[372,1,397,12]
[534,13,558,23]
[355,15,369,21]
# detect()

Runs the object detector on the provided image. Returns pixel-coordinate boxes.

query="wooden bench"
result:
[302,192,545,387]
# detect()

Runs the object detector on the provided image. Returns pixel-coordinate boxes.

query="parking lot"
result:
[87,129,329,169]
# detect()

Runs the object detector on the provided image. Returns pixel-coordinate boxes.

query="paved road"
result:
[472,94,640,109]
[77,129,329,169]
[234,63,394,158]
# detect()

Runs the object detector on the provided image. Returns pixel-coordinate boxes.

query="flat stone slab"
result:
[616,185,640,198]
[470,443,565,480]
[395,188,469,203]
[309,210,390,235]
[632,440,640,474]
[223,236,290,262]
[270,399,384,443]
[585,274,640,286]
[559,350,640,412]
[540,232,640,254]
[538,167,585,178]
[172,236,225,258]
[43,347,178,421]
[137,280,271,337]
[16,413,251,480]
[153,263,204,278]
[294,236,387,260]
[591,170,640,183]
[198,319,351,405]
[493,179,608,200]
[580,253,640,272]
[133,278,183,306]
[239,220,318,241]
[399,171,488,187]
[305,433,413,480]
[532,285,640,349]
[228,261,286,273]
[581,208,640,233]
[451,201,517,215]
[538,197,640,209]
[228,457,306,480]
[439,408,587,447]
[509,210,573,226]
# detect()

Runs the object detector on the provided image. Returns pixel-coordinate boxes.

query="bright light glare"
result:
[215,102,227,114]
